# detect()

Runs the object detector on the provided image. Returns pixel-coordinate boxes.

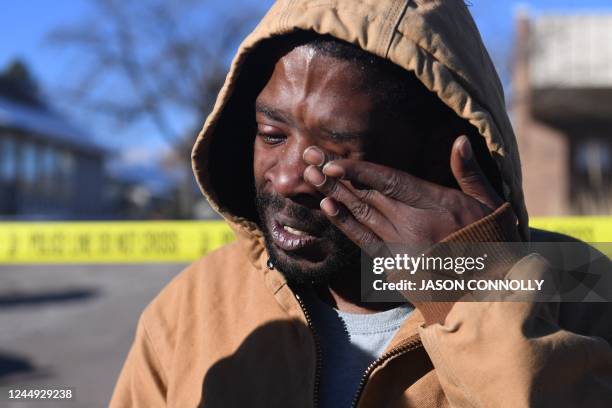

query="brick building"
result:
[512,12,612,216]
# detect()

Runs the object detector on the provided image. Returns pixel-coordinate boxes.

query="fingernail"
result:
[304,165,326,187]
[303,146,325,166]
[320,197,339,216]
[322,162,345,178]
[459,136,472,160]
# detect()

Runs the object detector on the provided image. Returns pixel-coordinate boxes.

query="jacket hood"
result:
[192,0,529,253]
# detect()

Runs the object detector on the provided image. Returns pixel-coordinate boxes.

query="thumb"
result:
[450,135,503,210]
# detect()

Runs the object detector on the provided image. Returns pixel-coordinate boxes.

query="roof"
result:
[0,95,104,154]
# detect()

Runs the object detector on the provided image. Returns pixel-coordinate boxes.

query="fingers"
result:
[305,148,442,211]
[303,146,327,166]
[449,136,503,210]
[303,164,396,237]
[303,146,343,168]
[319,197,388,258]
[324,159,434,206]
[302,146,401,247]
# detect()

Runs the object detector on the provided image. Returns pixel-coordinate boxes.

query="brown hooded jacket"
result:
[111,1,612,406]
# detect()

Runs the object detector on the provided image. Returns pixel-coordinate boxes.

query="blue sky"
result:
[1,0,611,160]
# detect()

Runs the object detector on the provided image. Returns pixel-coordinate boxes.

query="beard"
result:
[255,189,361,286]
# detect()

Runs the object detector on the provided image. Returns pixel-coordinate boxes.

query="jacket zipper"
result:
[295,293,322,408]
[350,335,423,408]
[294,287,422,408]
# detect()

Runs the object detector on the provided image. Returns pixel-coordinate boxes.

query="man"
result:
[111,0,612,407]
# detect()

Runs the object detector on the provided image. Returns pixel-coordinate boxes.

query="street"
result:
[0,263,185,407]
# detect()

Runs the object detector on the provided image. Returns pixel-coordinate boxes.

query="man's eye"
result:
[257,132,286,145]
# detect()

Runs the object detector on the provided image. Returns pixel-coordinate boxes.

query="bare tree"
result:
[46,0,262,217]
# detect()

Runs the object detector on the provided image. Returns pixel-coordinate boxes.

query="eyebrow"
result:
[255,103,291,125]
[319,127,363,142]
[255,102,363,142]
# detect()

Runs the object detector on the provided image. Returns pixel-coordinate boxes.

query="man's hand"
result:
[302,135,505,256]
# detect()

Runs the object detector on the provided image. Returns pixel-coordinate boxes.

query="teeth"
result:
[283,225,306,236]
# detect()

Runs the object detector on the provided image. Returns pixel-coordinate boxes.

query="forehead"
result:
[266,44,369,92]
[255,45,377,131]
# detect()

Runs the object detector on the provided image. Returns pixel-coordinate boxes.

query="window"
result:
[40,146,59,195]
[0,135,16,181]
[21,140,38,189]
[575,139,611,181]
[572,137,612,214]
[59,150,75,196]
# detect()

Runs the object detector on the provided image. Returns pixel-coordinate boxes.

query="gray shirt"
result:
[298,289,414,408]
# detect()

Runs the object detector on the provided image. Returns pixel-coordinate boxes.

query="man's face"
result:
[253,45,426,284]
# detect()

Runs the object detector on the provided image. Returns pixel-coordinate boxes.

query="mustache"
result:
[255,191,330,232]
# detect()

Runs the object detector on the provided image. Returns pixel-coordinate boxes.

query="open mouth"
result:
[270,219,319,251]
[283,225,309,236]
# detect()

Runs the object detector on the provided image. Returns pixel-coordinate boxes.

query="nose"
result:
[265,137,320,201]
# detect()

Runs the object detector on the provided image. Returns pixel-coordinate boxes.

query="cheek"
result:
[253,139,273,187]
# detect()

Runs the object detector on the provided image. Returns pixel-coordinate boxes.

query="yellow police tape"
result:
[0,221,234,264]
[529,217,612,243]
[0,217,610,264]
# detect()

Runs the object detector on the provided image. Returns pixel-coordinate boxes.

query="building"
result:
[512,12,612,216]
[0,62,108,219]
